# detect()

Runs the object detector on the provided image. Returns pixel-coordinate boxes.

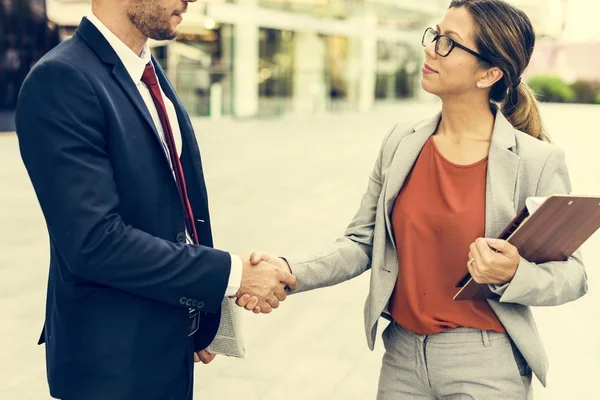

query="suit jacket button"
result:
[176,232,186,243]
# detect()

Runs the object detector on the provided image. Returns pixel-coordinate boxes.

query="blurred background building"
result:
[0,0,449,130]
[1,0,600,131]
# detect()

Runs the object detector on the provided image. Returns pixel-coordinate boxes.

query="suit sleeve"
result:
[489,148,589,306]
[285,124,397,293]
[15,60,230,314]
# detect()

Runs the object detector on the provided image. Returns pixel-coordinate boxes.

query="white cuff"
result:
[224,254,243,297]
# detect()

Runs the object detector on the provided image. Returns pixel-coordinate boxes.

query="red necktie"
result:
[141,62,199,245]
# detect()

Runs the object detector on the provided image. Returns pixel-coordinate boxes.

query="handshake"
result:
[234,252,297,314]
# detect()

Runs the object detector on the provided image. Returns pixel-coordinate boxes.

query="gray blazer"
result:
[286,111,588,386]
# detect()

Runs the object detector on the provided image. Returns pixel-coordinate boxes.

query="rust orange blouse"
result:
[388,137,505,335]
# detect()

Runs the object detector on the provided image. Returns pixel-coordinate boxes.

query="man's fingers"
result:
[245,296,259,311]
[236,294,250,307]
[274,285,287,302]
[193,349,216,364]
[249,252,268,265]
[198,349,216,364]
[259,301,272,314]
[266,295,280,310]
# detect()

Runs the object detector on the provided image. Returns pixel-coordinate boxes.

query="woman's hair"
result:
[449,0,548,141]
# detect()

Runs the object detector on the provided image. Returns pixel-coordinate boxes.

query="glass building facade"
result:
[0,0,448,130]
[0,0,60,131]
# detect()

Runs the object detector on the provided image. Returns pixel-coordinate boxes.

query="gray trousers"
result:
[377,321,533,400]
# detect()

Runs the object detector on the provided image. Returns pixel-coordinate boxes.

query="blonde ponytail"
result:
[500,82,549,142]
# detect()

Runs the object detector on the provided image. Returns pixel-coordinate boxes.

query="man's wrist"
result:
[225,254,243,297]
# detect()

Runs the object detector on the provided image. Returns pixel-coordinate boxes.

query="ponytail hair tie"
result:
[512,77,522,90]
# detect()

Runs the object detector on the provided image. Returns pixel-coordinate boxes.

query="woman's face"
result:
[421,7,489,99]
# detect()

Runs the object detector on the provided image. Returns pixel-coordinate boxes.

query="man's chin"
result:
[150,29,178,41]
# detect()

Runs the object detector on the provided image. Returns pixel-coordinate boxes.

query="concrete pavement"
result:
[0,102,598,399]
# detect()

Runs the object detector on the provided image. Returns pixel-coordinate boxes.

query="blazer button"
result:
[176,232,186,243]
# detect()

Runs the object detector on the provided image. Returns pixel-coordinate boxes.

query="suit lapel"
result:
[383,114,440,243]
[111,63,173,168]
[484,112,520,237]
[76,18,172,170]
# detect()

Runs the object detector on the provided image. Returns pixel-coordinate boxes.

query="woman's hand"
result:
[467,238,520,285]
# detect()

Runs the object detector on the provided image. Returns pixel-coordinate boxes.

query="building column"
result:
[357,14,378,112]
[232,1,259,118]
[292,32,327,114]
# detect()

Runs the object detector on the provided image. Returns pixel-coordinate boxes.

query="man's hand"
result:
[194,349,216,364]
[467,238,520,285]
[235,255,296,314]
[249,252,292,274]
[236,252,294,313]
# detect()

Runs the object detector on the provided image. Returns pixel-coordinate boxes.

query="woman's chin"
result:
[420,79,437,95]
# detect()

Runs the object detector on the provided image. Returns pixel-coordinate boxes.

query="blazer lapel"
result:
[381,110,521,245]
[484,112,520,237]
[383,113,440,244]
[76,18,171,169]
[111,63,171,166]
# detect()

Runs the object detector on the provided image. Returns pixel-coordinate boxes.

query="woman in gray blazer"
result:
[240,0,588,398]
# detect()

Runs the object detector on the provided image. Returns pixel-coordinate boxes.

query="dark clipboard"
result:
[454,194,600,301]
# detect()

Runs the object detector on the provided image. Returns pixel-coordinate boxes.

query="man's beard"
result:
[127,1,178,41]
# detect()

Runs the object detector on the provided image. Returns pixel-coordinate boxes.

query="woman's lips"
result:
[422,64,438,74]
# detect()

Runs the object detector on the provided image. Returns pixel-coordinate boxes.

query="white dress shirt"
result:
[87,14,242,297]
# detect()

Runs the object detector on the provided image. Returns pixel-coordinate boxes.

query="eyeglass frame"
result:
[421,27,492,65]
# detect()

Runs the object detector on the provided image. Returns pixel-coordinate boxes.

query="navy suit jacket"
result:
[15,18,231,400]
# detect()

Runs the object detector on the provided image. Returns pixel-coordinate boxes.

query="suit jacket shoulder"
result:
[26,33,95,80]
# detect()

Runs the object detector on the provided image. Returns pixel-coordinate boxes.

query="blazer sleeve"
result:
[15,60,230,314]
[489,148,589,306]
[285,124,397,293]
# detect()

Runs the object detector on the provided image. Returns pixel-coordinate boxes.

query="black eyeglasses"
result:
[422,27,492,64]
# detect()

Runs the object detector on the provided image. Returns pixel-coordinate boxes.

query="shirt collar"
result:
[86,13,151,83]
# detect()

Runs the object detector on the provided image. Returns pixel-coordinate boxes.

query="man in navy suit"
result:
[15,1,296,399]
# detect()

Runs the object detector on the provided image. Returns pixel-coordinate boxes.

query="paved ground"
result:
[0,102,598,399]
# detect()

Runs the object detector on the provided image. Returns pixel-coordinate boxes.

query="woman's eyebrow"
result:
[436,24,463,41]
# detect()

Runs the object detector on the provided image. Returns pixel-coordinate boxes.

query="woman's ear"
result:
[477,67,504,89]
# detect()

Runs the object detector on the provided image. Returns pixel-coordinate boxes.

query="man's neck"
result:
[91,6,147,56]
